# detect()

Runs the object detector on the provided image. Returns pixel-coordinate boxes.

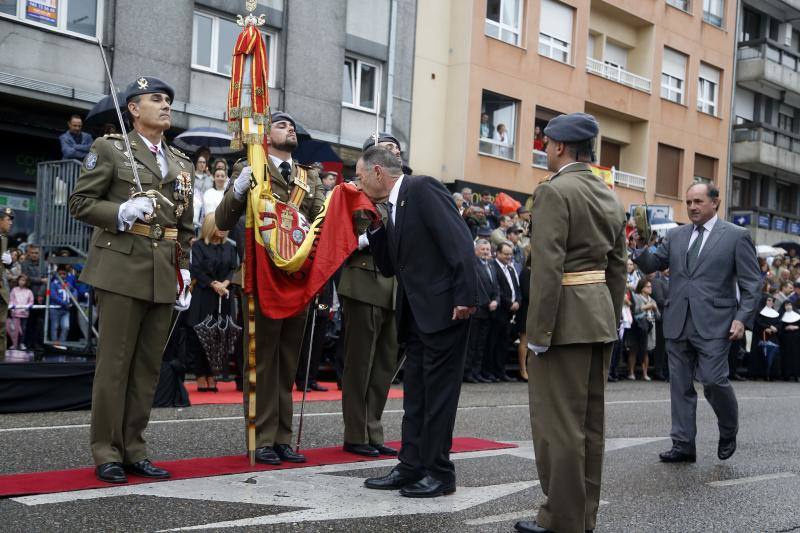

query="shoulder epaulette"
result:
[103,133,124,140]
[169,145,191,160]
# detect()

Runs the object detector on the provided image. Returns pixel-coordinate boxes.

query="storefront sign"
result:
[758,214,771,229]
[772,216,786,232]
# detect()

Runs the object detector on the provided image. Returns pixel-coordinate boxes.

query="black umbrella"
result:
[294,121,312,142]
[774,241,800,256]
[193,296,229,374]
[173,127,244,156]
[84,92,126,128]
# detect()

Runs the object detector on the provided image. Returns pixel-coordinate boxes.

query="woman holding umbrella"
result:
[186,213,239,391]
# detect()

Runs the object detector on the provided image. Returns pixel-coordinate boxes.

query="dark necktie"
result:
[686,225,705,271]
[485,261,493,281]
[279,161,291,182]
[386,201,394,230]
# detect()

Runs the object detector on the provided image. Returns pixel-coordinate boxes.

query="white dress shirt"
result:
[139,135,168,178]
[496,258,517,302]
[687,214,718,254]
[387,174,405,225]
[268,154,293,171]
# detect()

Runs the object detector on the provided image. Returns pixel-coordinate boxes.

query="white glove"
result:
[233,166,253,200]
[175,268,192,311]
[1,252,11,265]
[117,196,155,230]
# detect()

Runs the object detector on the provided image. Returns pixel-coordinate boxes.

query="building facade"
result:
[731,0,800,245]
[0,0,416,237]
[410,0,737,223]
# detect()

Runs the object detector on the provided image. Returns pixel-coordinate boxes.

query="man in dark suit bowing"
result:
[357,145,480,498]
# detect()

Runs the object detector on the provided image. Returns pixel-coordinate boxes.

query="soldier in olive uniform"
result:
[0,208,14,360]
[69,77,195,484]
[338,166,398,456]
[515,113,627,533]
[216,111,325,465]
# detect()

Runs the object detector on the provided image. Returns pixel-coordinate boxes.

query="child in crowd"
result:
[9,274,34,349]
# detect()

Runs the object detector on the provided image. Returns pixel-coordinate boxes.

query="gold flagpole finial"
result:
[238,0,266,27]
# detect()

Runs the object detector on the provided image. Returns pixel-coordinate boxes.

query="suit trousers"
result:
[244,296,309,448]
[667,312,738,454]
[465,315,490,378]
[396,314,469,484]
[486,313,511,378]
[341,297,397,445]
[90,289,173,465]
[528,342,611,533]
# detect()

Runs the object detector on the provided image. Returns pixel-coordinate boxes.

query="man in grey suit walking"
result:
[634,183,760,462]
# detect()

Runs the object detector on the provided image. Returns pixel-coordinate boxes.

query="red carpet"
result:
[0,438,516,498]
[186,381,404,405]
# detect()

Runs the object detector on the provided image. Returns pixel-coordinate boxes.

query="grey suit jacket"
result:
[633,219,761,340]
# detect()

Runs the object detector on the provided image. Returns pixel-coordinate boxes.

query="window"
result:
[485,0,523,46]
[666,0,689,12]
[342,57,380,112]
[661,48,687,104]
[600,140,622,170]
[777,104,794,132]
[0,0,101,38]
[693,153,716,184]
[734,88,755,124]
[776,182,797,214]
[697,63,720,116]
[703,0,724,28]
[538,0,573,64]
[759,177,771,208]
[740,8,761,41]
[192,11,277,84]
[731,176,752,208]
[656,143,682,197]
[604,42,629,70]
[479,90,518,161]
[532,107,560,168]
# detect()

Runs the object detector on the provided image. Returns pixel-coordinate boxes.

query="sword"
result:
[295,297,319,453]
[391,348,407,384]
[94,37,173,214]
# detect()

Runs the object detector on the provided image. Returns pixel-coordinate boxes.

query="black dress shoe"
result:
[309,381,329,392]
[275,443,306,463]
[514,520,553,533]
[729,374,746,381]
[254,446,282,465]
[498,374,517,382]
[123,459,170,478]
[364,468,421,490]
[475,374,492,383]
[400,475,456,498]
[371,443,398,456]
[343,442,380,457]
[96,462,127,484]
[718,437,736,460]
[659,447,696,463]
[463,375,479,383]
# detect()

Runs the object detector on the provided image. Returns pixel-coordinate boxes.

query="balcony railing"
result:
[529,150,647,190]
[733,123,800,155]
[586,57,651,93]
[479,137,515,161]
[738,39,800,74]
[613,169,647,190]
[532,149,547,169]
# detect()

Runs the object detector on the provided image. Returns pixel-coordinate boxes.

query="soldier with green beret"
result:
[515,112,627,533]
[69,76,195,484]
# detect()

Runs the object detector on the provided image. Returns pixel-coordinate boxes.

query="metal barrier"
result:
[35,159,92,258]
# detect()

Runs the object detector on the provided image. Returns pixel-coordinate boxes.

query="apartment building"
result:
[410,0,737,222]
[730,0,800,244]
[0,0,416,236]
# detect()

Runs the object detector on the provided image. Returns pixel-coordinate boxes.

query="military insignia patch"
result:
[114,141,124,151]
[84,152,97,170]
[137,77,148,90]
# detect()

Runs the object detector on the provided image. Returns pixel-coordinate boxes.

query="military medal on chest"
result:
[174,171,192,217]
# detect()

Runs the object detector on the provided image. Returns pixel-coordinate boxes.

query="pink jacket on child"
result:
[9,286,34,318]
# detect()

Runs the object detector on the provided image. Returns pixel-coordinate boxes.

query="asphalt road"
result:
[2,379,800,532]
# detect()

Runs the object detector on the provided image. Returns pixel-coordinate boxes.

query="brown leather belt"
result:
[129,222,177,241]
[562,270,605,286]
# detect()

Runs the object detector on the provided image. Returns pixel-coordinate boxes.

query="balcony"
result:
[479,137,515,161]
[738,40,800,99]
[532,149,547,169]
[586,57,651,93]
[732,123,800,179]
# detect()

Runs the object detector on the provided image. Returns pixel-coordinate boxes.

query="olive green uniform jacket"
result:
[69,131,194,303]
